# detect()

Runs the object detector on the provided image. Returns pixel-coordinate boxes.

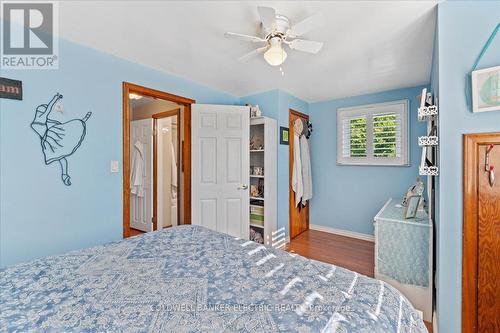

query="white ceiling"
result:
[59,1,437,102]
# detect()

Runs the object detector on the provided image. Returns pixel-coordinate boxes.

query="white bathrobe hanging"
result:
[292,119,304,207]
[130,140,145,197]
[300,134,313,205]
[170,141,178,225]
[171,142,178,189]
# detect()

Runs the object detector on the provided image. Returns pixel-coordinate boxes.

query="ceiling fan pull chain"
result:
[279,48,285,76]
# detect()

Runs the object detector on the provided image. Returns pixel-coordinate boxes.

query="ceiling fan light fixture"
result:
[129,93,143,100]
[225,6,325,67]
[264,43,287,66]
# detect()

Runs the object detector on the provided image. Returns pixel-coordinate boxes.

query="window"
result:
[337,100,409,166]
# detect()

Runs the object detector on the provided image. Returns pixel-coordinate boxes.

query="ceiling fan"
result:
[225,6,325,67]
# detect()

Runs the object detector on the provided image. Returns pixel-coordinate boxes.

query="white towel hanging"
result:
[292,119,304,207]
[300,134,313,205]
[130,140,145,197]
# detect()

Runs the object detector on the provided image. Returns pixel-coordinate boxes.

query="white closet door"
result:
[191,104,249,238]
[130,118,153,232]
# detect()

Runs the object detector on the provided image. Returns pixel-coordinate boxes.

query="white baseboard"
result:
[309,224,374,242]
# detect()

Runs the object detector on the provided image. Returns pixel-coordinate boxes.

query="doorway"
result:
[123,82,194,237]
[463,132,500,333]
[289,109,310,239]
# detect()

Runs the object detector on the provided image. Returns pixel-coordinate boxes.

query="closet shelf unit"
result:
[249,116,277,246]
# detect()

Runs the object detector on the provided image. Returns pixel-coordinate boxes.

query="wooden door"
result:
[191,104,250,238]
[463,133,500,333]
[289,109,309,239]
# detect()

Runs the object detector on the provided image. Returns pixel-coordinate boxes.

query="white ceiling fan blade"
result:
[289,12,325,37]
[257,6,276,32]
[288,39,324,54]
[238,46,268,62]
[224,32,266,43]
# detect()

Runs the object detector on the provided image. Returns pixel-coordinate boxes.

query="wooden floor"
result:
[286,229,375,277]
[130,228,144,236]
[286,229,433,333]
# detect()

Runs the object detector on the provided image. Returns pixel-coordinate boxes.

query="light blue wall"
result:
[308,86,428,235]
[435,2,500,332]
[240,90,280,120]
[240,90,309,236]
[0,38,239,267]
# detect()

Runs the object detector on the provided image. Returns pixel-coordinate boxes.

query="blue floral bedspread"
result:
[0,225,427,332]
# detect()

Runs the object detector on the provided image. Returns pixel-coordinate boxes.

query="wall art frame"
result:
[280,126,289,145]
[472,65,500,113]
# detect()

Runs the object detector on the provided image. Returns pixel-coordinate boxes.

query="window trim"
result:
[336,99,410,166]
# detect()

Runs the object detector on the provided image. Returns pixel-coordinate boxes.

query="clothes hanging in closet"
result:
[130,140,145,197]
[170,141,178,190]
[170,141,178,224]
[300,133,312,205]
[292,118,313,207]
[292,119,303,207]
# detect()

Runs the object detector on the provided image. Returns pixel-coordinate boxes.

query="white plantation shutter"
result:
[342,116,367,158]
[373,113,401,158]
[337,100,409,166]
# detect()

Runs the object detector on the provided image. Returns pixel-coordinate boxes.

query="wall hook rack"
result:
[485,144,495,187]
[417,88,439,177]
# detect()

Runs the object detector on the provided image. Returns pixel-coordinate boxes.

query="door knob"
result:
[238,184,248,190]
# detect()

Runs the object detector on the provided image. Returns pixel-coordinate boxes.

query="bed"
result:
[0,225,427,332]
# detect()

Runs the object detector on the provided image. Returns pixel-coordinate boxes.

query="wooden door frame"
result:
[289,109,310,239]
[123,82,195,238]
[462,132,500,332]
[153,108,181,230]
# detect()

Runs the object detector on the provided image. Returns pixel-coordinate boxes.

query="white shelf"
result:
[249,116,277,247]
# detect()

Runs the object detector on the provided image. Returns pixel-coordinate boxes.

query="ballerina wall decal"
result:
[31,93,92,186]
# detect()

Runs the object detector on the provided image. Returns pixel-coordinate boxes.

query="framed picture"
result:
[0,77,22,100]
[404,195,421,219]
[280,126,289,145]
[472,65,500,113]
